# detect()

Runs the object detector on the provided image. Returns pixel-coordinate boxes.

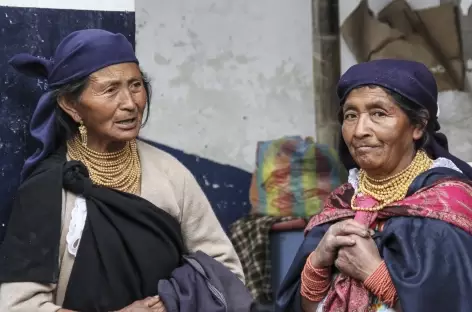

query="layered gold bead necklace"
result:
[67,135,141,195]
[351,150,433,211]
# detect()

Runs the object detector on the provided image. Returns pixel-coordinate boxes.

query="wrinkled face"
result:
[60,62,147,149]
[341,86,424,177]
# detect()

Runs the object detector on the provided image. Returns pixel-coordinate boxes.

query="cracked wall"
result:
[136,0,316,171]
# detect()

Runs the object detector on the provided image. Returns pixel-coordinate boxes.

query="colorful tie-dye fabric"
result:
[249,136,347,217]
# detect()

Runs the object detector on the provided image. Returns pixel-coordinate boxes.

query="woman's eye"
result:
[130,80,143,87]
[372,111,386,118]
[130,82,143,91]
[344,113,356,120]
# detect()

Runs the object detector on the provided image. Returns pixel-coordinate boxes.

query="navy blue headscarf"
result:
[337,59,472,179]
[9,29,139,182]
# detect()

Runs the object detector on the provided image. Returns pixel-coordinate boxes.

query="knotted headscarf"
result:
[9,29,139,181]
[336,59,472,179]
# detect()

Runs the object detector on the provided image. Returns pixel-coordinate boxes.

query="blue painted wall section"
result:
[0,6,135,241]
[0,6,251,241]
[142,139,252,233]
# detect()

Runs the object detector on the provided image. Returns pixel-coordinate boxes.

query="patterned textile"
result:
[305,179,472,312]
[316,275,395,312]
[229,215,299,302]
[249,136,346,217]
[306,179,472,235]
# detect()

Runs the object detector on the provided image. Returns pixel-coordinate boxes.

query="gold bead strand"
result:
[66,135,141,195]
[351,150,433,211]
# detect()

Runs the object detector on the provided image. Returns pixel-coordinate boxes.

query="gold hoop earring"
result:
[78,121,87,147]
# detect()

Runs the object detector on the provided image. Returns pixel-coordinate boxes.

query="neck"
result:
[86,138,128,153]
[364,148,417,180]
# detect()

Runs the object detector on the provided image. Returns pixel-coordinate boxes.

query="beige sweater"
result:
[0,141,244,311]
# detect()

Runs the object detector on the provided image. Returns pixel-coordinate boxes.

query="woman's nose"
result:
[119,89,137,110]
[353,114,371,139]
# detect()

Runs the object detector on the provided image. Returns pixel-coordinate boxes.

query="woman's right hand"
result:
[117,296,164,312]
[310,219,371,268]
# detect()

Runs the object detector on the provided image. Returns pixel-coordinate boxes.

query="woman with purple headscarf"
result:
[0,29,243,312]
[276,59,472,312]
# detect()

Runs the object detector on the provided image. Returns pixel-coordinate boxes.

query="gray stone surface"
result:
[438,91,472,162]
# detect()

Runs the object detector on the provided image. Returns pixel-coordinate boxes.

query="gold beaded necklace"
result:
[67,135,141,195]
[351,150,433,211]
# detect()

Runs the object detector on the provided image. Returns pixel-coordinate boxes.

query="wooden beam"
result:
[312,0,341,150]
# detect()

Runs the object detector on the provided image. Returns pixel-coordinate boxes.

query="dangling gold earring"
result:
[78,120,87,147]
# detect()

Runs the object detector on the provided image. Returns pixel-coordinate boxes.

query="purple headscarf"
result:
[9,29,139,181]
[336,59,472,179]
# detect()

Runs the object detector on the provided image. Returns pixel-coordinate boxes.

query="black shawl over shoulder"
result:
[0,146,185,311]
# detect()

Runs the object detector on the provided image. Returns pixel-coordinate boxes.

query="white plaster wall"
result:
[339,0,472,162]
[136,0,315,171]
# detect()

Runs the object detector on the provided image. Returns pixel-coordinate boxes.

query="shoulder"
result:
[429,179,472,208]
[325,183,354,206]
[304,183,355,232]
[136,140,197,196]
[415,178,472,202]
[137,140,183,166]
[433,178,472,190]
[384,217,472,247]
[137,140,192,177]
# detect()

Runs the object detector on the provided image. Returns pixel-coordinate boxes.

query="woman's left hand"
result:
[335,234,382,282]
[149,296,167,312]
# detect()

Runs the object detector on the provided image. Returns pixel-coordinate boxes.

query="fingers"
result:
[332,220,370,238]
[334,255,346,270]
[143,296,161,307]
[151,300,166,312]
[328,235,356,250]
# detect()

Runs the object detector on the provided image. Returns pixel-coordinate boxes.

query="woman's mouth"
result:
[355,146,380,154]
[115,118,138,130]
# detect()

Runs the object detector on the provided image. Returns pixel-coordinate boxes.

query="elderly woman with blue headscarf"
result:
[0,29,243,312]
[276,59,472,312]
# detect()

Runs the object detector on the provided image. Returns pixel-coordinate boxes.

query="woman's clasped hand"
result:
[309,219,382,282]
